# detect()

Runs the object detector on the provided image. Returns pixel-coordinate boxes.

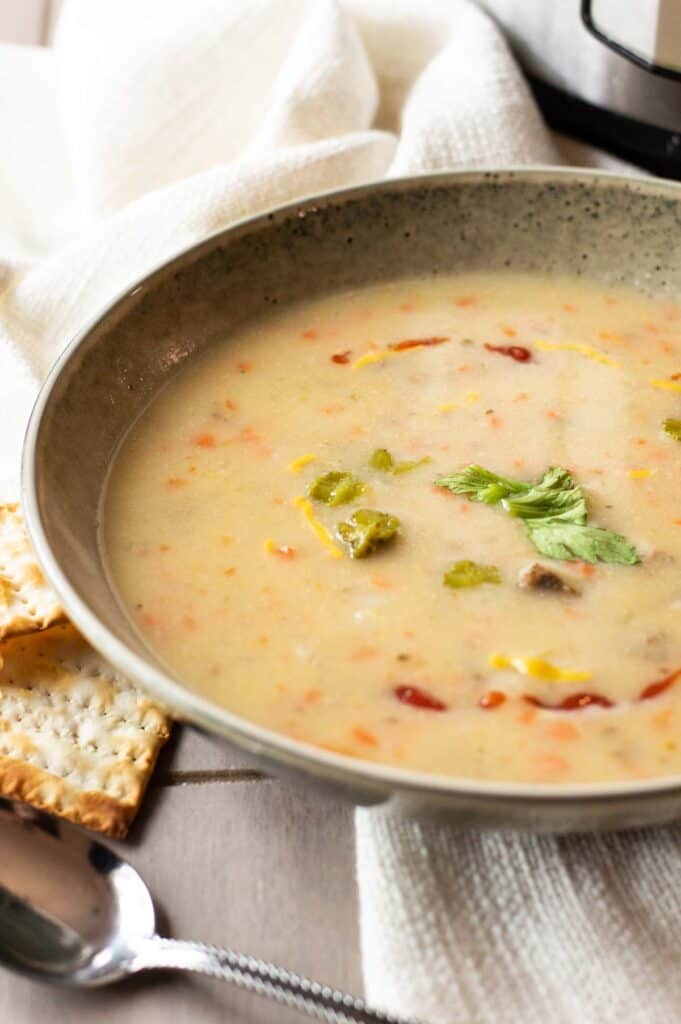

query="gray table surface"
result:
[0,726,363,1023]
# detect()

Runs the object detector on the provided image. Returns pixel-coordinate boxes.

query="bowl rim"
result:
[22,164,681,807]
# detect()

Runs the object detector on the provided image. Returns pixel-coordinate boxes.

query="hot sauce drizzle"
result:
[638,667,681,701]
[524,692,614,712]
[523,667,681,713]
[389,336,449,353]
[394,685,448,711]
[331,351,352,364]
[484,342,532,363]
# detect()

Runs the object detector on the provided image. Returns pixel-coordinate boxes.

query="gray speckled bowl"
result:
[22,168,681,832]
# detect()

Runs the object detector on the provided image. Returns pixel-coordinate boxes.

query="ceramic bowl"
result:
[22,168,681,832]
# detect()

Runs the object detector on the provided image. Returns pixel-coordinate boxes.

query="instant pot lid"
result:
[478,0,681,179]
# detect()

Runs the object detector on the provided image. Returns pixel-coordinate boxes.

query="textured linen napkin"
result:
[0,1,663,1020]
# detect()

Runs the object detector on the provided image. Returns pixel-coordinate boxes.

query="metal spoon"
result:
[0,797,420,1024]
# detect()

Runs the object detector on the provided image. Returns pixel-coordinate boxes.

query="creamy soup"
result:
[104,273,681,785]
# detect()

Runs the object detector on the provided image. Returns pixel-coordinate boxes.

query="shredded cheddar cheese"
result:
[263,539,277,553]
[489,653,592,683]
[534,340,616,366]
[293,497,343,558]
[437,393,479,413]
[627,468,654,479]
[651,378,681,392]
[288,453,316,473]
[351,350,400,370]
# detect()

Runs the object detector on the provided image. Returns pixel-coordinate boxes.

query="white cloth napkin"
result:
[0,3,657,1022]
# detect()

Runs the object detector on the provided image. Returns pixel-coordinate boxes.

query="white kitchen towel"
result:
[0,3,651,1023]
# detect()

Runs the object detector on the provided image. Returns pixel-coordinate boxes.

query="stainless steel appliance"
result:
[479,1,681,177]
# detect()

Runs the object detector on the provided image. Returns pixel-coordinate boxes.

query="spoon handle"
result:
[129,936,422,1024]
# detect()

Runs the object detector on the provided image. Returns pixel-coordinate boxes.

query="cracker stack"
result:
[0,504,171,837]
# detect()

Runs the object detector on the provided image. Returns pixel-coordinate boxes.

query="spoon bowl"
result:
[0,797,418,1023]
[0,797,154,986]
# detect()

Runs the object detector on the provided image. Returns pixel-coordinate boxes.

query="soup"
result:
[103,273,681,785]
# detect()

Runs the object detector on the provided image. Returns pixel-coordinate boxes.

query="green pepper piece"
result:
[369,448,394,471]
[443,560,501,588]
[336,509,400,558]
[664,417,681,442]
[370,448,431,475]
[308,471,365,506]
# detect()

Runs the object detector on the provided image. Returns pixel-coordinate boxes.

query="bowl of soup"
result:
[22,169,681,831]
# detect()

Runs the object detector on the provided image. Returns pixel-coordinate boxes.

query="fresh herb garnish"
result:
[336,509,400,558]
[309,471,365,506]
[443,560,501,588]
[370,448,431,475]
[525,522,638,564]
[436,465,639,565]
[664,417,681,442]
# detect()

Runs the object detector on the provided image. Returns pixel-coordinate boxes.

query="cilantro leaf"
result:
[502,468,586,523]
[436,463,639,566]
[435,465,530,504]
[526,522,639,565]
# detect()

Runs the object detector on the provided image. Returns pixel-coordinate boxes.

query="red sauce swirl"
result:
[394,685,448,711]
[389,336,449,352]
[484,342,532,362]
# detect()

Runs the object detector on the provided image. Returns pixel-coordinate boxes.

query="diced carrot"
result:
[399,302,415,312]
[513,392,529,402]
[303,688,322,704]
[191,432,216,448]
[370,574,394,589]
[320,403,344,415]
[273,545,297,559]
[652,707,673,730]
[236,361,252,373]
[159,544,172,552]
[488,414,503,429]
[546,720,580,741]
[538,754,569,774]
[166,476,187,487]
[225,399,238,411]
[301,328,318,339]
[353,726,379,747]
[351,646,378,661]
[454,295,477,307]
[562,303,577,312]
[141,611,158,627]
[544,409,563,421]
[502,326,517,337]
[512,457,525,468]
[578,563,597,578]
[519,707,537,725]
[181,613,198,631]
[643,321,659,334]
[673,518,681,526]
